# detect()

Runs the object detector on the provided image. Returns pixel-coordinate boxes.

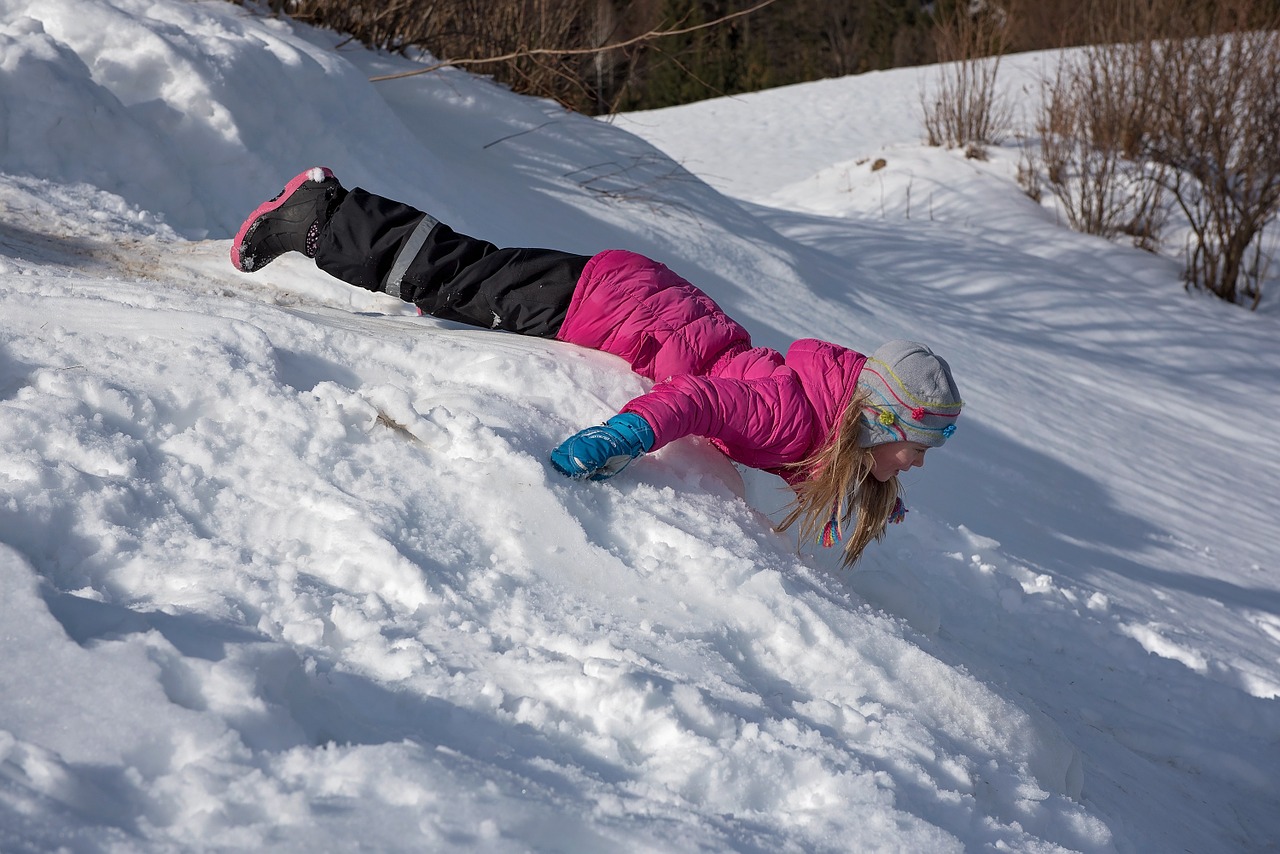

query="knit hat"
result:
[857,340,962,447]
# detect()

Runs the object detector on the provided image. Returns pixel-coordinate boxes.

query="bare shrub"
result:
[1031,37,1167,250]
[1024,0,1280,307]
[921,1,1014,151]
[248,0,786,115]
[1015,134,1043,202]
[1144,6,1280,308]
[262,0,602,109]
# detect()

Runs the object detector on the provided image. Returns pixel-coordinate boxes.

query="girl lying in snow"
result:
[230,168,962,565]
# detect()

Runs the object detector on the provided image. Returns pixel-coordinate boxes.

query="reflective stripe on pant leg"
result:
[382,213,438,301]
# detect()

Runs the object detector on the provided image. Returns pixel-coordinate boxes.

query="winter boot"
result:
[231,167,346,272]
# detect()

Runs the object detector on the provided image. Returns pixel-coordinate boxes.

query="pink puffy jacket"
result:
[556,250,867,483]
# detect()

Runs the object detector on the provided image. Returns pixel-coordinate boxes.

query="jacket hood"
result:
[784,338,867,445]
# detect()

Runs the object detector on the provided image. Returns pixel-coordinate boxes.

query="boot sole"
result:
[230,166,334,272]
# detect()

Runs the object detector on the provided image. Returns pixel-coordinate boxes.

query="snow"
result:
[1,1,1277,851]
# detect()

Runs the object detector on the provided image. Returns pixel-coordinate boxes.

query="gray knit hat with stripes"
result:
[857,340,962,447]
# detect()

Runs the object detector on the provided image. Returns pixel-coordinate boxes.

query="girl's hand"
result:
[550,413,655,481]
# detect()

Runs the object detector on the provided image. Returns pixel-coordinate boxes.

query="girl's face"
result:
[870,441,930,482]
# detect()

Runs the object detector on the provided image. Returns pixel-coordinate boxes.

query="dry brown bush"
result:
[259,0,612,110]
[1145,8,1280,308]
[1025,0,1280,308]
[1031,36,1167,250]
[921,1,1014,151]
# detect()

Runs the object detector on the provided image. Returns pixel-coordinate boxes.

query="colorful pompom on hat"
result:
[857,340,962,448]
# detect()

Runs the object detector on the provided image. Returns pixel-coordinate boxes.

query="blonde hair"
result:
[778,389,901,567]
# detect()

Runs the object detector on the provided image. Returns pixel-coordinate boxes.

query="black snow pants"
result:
[314,187,589,337]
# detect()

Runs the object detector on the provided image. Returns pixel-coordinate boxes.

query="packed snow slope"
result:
[1,1,1278,851]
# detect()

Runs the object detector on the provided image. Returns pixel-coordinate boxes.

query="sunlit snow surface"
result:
[1,2,1277,851]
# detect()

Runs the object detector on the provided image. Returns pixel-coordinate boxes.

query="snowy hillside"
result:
[1,1,1277,851]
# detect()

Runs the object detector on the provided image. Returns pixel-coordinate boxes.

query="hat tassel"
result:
[821,500,842,548]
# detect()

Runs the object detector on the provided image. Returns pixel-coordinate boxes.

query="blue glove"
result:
[550,413,656,481]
